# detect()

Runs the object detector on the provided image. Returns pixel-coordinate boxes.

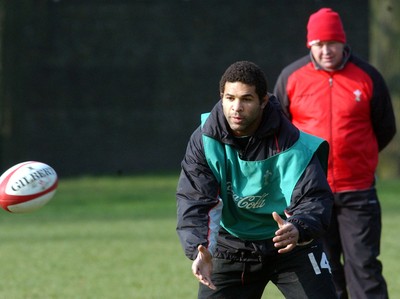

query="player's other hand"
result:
[272,211,299,254]
[192,245,216,290]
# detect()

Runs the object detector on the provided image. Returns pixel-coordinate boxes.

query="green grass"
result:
[0,175,398,298]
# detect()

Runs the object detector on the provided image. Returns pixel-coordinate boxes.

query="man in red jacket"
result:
[274,7,396,299]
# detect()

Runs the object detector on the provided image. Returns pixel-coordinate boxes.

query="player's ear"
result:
[261,95,269,109]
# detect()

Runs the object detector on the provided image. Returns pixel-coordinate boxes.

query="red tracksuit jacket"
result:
[274,47,396,193]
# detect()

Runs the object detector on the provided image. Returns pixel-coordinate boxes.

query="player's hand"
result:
[191,245,216,290]
[272,211,299,254]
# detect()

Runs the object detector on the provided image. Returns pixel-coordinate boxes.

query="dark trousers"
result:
[198,240,337,299]
[323,189,388,299]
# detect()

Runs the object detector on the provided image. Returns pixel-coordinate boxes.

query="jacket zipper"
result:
[328,76,335,191]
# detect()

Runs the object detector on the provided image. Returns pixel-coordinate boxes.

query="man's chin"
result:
[321,61,339,71]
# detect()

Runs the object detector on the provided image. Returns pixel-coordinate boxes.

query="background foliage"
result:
[370,0,400,178]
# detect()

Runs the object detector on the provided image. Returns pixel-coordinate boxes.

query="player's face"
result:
[221,82,268,137]
[310,41,344,71]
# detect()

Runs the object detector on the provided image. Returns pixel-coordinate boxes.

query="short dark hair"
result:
[219,61,268,100]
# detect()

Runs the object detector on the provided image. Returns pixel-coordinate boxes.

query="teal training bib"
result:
[201,113,327,240]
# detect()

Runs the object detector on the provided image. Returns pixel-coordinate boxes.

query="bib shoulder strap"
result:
[299,131,329,175]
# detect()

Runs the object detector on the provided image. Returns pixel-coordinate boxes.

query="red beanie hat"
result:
[307,8,346,48]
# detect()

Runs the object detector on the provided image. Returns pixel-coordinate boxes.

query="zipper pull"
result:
[329,77,333,87]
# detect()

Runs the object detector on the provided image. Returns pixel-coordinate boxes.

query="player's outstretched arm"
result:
[191,245,216,290]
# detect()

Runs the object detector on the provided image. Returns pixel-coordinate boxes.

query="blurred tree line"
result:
[370,0,400,178]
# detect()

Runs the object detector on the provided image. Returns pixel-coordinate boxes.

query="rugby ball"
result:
[0,161,58,213]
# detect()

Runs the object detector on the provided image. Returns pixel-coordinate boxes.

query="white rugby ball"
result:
[0,161,58,213]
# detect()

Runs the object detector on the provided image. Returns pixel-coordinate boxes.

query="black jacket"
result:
[176,96,333,260]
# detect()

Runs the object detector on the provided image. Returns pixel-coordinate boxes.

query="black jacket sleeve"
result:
[176,127,221,260]
[369,69,396,151]
[286,154,333,243]
[273,70,291,119]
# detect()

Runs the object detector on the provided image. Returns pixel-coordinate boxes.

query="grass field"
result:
[0,174,398,298]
